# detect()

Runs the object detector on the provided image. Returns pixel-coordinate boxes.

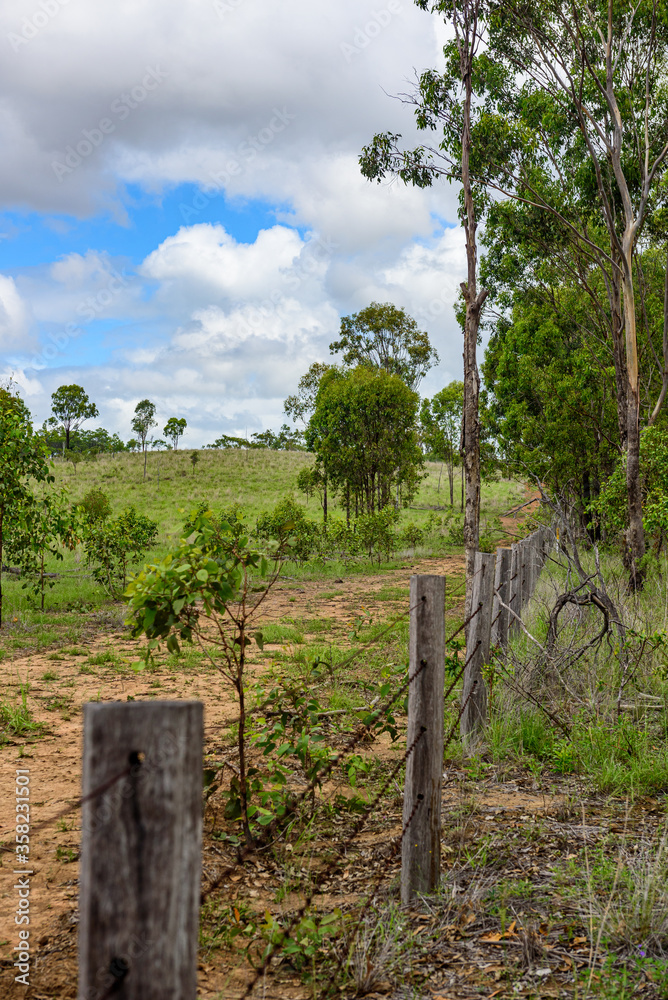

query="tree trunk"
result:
[448,459,454,506]
[459,38,488,628]
[608,264,629,450]
[621,250,645,588]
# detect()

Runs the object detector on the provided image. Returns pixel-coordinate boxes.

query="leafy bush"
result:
[84,505,158,597]
[356,506,399,563]
[323,516,362,564]
[256,496,319,565]
[78,487,112,524]
[400,522,424,552]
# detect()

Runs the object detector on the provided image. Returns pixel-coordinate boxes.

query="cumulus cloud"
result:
[0,274,33,352]
[0,0,474,440]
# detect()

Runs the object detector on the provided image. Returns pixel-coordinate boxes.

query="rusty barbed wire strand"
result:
[200,654,430,903]
[200,599,485,900]
[237,727,428,999]
[323,792,425,998]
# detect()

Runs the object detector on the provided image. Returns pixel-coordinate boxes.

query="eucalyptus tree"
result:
[48,384,99,451]
[131,399,157,480]
[484,0,668,585]
[330,302,439,390]
[361,0,488,619]
[163,417,187,449]
[362,0,668,587]
[306,366,423,519]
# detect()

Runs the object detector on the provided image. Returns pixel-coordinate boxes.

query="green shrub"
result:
[84,505,158,597]
[78,487,112,524]
[356,506,399,563]
[256,496,319,565]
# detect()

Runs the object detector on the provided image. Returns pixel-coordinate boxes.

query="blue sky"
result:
[0,0,466,446]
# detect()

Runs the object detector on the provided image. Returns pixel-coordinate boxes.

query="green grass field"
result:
[49,447,523,540]
[0,448,522,655]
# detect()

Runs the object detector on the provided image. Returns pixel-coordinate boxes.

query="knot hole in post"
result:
[108,955,129,984]
[128,751,145,768]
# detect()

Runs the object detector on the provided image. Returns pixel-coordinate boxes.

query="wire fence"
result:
[7,571,482,997]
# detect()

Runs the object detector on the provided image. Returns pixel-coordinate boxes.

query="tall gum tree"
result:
[479,0,668,587]
[361,0,488,624]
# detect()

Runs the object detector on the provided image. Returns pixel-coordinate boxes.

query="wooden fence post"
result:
[401,575,445,905]
[491,546,512,651]
[78,701,203,1000]
[461,551,495,740]
[509,541,521,632]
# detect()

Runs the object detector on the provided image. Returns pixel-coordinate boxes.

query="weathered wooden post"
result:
[461,551,494,740]
[78,701,203,1000]
[509,541,521,632]
[520,538,531,609]
[491,546,512,651]
[401,575,445,905]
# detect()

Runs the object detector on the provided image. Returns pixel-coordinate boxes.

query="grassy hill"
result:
[52,447,523,544]
[0,448,524,653]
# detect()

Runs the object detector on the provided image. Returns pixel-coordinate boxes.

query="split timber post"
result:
[491,546,512,650]
[401,575,445,905]
[509,542,521,634]
[461,551,495,740]
[78,701,203,1000]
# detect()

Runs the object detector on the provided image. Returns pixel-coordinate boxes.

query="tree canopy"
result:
[330,302,439,391]
[306,366,423,516]
[48,384,99,451]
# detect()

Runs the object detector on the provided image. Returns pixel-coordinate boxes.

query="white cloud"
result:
[0,1,475,439]
[141,223,304,303]
[0,274,32,352]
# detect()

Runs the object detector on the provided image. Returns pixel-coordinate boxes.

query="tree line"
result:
[361,0,668,591]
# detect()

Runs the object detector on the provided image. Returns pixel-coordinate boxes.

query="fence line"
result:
[461,525,553,738]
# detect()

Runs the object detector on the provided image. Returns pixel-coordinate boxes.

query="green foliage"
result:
[163,417,187,449]
[131,399,157,450]
[481,286,619,513]
[330,301,439,390]
[78,487,112,525]
[400,521,424,552]
[256,497,319,565]
[596,426,668,547]
[0,384,54,626]
[125,509,267,657]
[3,488,80,610]
[284,361,334,424]
[250,424,304,450]
[84,505,158,597]
[356,506,400,564]
[261,909,342,972]
[307,365,424,516]
[48,384,99,451]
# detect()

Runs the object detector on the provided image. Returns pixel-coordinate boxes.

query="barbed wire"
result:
[238,727,428,999]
